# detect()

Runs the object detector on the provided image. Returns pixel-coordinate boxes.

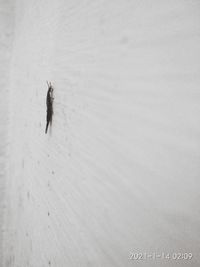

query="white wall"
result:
[0,0,14,266]
[3,0,200,266]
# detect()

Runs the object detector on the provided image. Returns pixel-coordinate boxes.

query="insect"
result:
[45,81,54,134]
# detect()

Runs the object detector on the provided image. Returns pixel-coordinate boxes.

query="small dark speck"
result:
[48,212,50,216]
[52,171,54,175]
[48,261,51,265]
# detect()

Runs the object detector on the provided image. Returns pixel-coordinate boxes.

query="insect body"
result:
[45,81,54,134]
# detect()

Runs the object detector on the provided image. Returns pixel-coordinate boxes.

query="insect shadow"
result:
[45,81,54,134]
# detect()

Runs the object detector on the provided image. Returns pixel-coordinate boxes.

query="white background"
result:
[1,0,200,266]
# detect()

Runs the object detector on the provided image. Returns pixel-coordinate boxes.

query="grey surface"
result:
[2,0,200,266]
[0,0,14,266]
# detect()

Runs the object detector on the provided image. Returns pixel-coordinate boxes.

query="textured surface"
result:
[3,0,200,266]
[0,0,14,266]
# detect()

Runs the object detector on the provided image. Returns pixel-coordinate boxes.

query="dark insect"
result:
[45,81,54,134]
